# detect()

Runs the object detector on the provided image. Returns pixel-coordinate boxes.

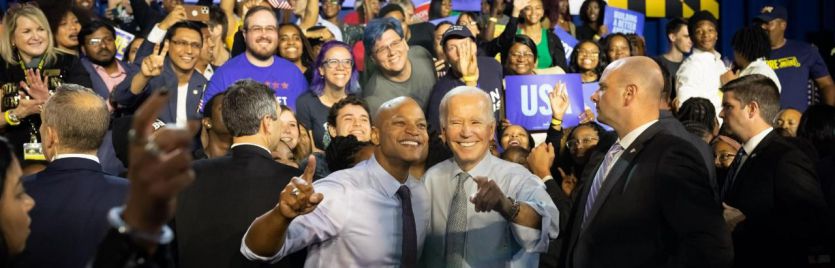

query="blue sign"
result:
[602,6,645,36]
[581,82,613,130]
[505,74,584,131]
[554,27,578,65]
[429,15,459,25]
[452,0,481,11]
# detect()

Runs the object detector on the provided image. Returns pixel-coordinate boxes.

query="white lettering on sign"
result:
[520,84,569,116]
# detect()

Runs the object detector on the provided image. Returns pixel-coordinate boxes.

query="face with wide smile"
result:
[244,10,279,61]
[522,0,544,24]
[167,28,202,72]
[278,25,303,63]
[577,41,600,72]
[507,42,535,75]
[12,16,50,61]
[279,110,300,149]
[374,99,429,166]
[500,125,529,149]
[442,93,495,171]
[606,35,631,62]
[372,30,408,75]
[319,46,354,90]
[330,104,371,141]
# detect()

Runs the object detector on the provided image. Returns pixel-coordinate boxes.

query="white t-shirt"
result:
[739,58,782,93]
[176,84,188,127]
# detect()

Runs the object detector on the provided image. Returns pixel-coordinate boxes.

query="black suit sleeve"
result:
[657,141,733,267]
[91,228,175,268]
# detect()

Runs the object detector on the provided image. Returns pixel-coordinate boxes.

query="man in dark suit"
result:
[718,74,827,267]
[561,57,733,268]
[19,84,129,268]
[174,79,304,268]
[113,21,207,124]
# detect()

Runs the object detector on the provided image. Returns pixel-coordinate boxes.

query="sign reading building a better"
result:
[505,74,584,131]
[603,6,645,36]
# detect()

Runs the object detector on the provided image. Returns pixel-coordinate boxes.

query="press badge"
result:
[23,142,45,161]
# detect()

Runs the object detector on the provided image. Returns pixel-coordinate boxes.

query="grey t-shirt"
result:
[362,46,437,115]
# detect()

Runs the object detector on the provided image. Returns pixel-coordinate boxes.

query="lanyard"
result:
[17,52,46,82]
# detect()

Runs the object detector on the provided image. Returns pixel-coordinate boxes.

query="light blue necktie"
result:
[582,143,624,228]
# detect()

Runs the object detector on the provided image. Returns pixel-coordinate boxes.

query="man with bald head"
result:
[422,86,559,267]
[561,57,733,267]
[243,97,431,267]
[774,108,801,137]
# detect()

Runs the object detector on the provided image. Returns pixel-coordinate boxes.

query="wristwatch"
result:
[8,111,19,124]
[107,206,174,245]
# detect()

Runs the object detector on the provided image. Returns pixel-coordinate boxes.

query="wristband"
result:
[488,17,498,23]
[108,206,174,245]
[462,76,478,83]
[4,110,20,126]
[551,118,562,126]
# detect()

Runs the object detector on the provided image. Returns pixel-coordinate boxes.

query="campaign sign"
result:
[114,27,135,61]
[554,27,578,65]
[602,6,645,36]
[581,82,613,130]
[505,74,583,131]
[452,0,481,11]
[415,2,431,22]
[429,15,459,25]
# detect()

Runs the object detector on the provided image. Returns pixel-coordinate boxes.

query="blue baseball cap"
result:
[755,5,788,22]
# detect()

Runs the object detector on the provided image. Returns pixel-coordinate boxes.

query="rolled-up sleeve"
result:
[240,180,350,263]
[509,175,559,253]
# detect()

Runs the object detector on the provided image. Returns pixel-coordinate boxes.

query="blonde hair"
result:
[0,4,57,65]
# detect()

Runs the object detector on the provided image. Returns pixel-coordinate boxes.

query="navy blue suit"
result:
[18,157,129,268]
[112,39,207,123]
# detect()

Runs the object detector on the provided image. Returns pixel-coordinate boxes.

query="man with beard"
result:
[113,21,207,126]
[202,6,308,110]
[79,21,137,102]
[78,20,136,176]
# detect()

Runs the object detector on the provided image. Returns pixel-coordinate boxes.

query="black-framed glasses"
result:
[567,137,599,150]
[170,39,202,49]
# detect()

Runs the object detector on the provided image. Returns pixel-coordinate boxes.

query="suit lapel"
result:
[727,131,777,197]
[581,122,663,233]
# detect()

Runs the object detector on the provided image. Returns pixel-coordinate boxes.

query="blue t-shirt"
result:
[767,39,830,111]
[202,54,308,111]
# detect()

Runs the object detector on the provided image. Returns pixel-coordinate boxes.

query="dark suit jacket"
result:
[79,57,138,100]
[561,122,733,268]
[175,145,306,268]
[658,110,719,202]
[112,39,207,123]
[18,157,128,268]
[723,131,827,267]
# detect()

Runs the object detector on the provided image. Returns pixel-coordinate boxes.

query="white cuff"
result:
[147,24,168,44]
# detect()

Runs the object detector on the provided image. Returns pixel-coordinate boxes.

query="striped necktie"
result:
[582,143,624,228]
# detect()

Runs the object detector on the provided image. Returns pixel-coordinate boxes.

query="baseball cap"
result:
[755,5,788,22]
[441,25,475,48]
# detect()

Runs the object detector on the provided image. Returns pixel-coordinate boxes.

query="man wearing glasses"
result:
[202,6,308,111]
[113,21,207,127]
[362,17,437,116]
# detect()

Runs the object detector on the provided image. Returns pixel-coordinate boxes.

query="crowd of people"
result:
[0,0,833,267]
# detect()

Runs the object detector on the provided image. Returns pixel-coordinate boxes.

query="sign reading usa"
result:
[505,74,584,131]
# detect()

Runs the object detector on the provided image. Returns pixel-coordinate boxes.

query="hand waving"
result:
[549,81,569,120]
[20,68,51,101]
[140,44,168,78]
[277,155,324,219]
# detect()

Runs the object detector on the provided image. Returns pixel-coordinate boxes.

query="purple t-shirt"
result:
[767,39,831,111]
[202,54,308,111]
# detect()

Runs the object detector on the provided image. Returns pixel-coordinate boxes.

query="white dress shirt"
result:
[739,58,782,93]
[53,154,100,163]
[610,120,659,165]
[241,155,431,267]
[739,127,773,168]
[676,48,728,114]
[421,154,559,268]
[176,84,188,127]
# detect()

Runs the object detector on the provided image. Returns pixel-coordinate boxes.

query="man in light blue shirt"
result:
[422,86,560,267]
[241,97,431,267]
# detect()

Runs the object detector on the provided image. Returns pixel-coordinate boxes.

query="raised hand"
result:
[722,202,746,232]
[557,167,577,196]
[20,68,50,101]
[140,44,168,78]
[122,89,197,235]
[527,142,554,179]
[13,92,46,118]
[277,155,323,219]
[578,107,595,124]
[159,5,186,30]
[548,81,569,120]
[470,176,510,214]
[455,41,479,84]
[511,0,530,17]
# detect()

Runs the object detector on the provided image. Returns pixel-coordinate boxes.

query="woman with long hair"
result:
[277,23,315,83]
[295,41,361,150]
[0,136,36,263]
[576,0,607,41]
[0,4,92,170]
